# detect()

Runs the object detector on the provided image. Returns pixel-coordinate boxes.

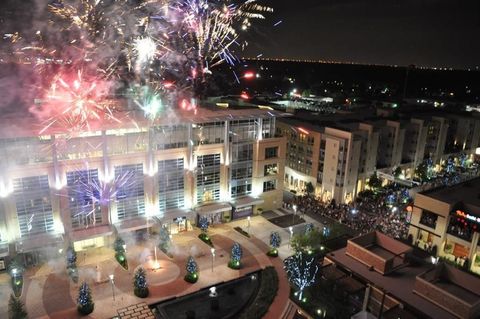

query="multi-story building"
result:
[277,119,362,203]
[373,119,406,169]
[0,107,287,266]
[407,178,480,275]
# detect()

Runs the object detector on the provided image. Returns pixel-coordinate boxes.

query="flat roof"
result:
[420,178,480,214]
[327,247,456,319]
[0,106,290,139]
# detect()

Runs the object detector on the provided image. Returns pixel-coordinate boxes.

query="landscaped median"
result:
[238,266,279,319]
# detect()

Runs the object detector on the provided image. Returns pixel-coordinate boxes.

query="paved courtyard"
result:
[0,210,320,319]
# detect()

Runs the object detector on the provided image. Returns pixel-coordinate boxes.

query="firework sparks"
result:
[36,69,120,134]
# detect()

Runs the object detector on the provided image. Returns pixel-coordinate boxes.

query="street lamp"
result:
[122,244,127,255]
[247,216,251,235]
[292,204,297,223]
[109,274,115,301]
[210,248,215,272]
[288,226,293,248]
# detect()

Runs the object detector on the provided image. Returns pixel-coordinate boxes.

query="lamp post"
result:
[247,216,251,235]
[292,204,297,224]
[288,226,293,248]
[211,248,215,272]
[122,244,127,254]
[109,274,115,301]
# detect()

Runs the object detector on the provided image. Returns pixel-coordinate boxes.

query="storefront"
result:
[71,224,114,252]
[230,196,264,220]
[195,202,232,225]
[156,209,194,234]
[15,233,64,267]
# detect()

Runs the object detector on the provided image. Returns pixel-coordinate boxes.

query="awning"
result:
[15,233,64,253]
[115,216,156,233]
[230,196,264,208]
[70,224,114,242]
[195,202,232,216]
[153,208,194,223]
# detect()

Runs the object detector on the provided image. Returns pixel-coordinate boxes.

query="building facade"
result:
[0,107,287,266]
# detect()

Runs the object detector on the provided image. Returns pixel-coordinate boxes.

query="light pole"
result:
[292,204,297,224]
[247,216,251,235]
[109,274,115,301]
[211,248,215,272]
[288,226,293,248]
[122,244,126,254]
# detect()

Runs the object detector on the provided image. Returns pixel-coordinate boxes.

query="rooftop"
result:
[421,178,480,215]
[327,247,456,319]
[0,105,290,139]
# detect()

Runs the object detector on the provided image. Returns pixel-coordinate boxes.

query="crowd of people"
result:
[291,190,411,240]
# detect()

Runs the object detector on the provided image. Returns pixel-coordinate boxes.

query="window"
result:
[196,154,221,203]
[67,169,102,229]
[115,164,145,220]
[419,210,438,229]
[158,159,185,212]
[264,163,278,176]
[263,180,276,192]
[13,175,54,237]
[265,146,278,159]
[231,184,252,197]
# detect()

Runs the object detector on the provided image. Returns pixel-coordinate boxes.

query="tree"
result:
[415,158,434,182]
[185,256,198,283]
[268,232,281,257]
[305,223,314,234]
[66,245,77,268]
[291,228,325,254]
[198,216,209,233]
[305,182,314,194]
[133,267,149,298]
[113,236,126,253]
[229,242,242,269]
[77,282,94,315]
[392,166,402,179]
[8,294,27,319]
[284,252,319,301]
[367,171,382,191]
[158,226,171,252]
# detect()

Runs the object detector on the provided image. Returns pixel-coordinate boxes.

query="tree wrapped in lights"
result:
[284,252,319,301]
[415,158,434,182]
[267,231,281,257]
[8,294,27,319]
[158,226,171,252]
[133,267,149,298]
[444,157,455,174]
[77,282,94,315]
[367,171,382,191]
[228,242,242,269]
[198,216,209,233]
[66,245,79,283]
[184,256,199,283]
[305,223,314,234]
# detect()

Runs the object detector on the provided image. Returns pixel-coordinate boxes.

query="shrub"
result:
[234,226,250,238]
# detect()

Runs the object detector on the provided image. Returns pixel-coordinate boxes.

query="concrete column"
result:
[256,118,263,141]
[468,232,479,269]
[101,130,112,224]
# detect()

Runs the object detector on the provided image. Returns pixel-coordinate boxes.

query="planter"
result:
[11,275,23,298]
[266,249,278,257]
[78,303,94,316]
[198,233,213,247]
[134,287,149,298]
[228,260,241,270]
[115,252,128,270]
[184,272,199,283]
[234,227,250,238]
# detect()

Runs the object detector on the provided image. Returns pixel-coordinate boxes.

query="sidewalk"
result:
[0,215,297,319]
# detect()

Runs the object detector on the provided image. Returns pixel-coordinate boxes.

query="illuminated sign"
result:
[455,210,480,224]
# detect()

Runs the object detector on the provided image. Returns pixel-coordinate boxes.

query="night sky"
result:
[1,0,479,69]
[244,0,480,69]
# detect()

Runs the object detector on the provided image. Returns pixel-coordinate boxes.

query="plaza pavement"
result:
[0,210,319,319]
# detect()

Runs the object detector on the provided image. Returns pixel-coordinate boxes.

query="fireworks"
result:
[5,0,273,128]
[35,69,119,134]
